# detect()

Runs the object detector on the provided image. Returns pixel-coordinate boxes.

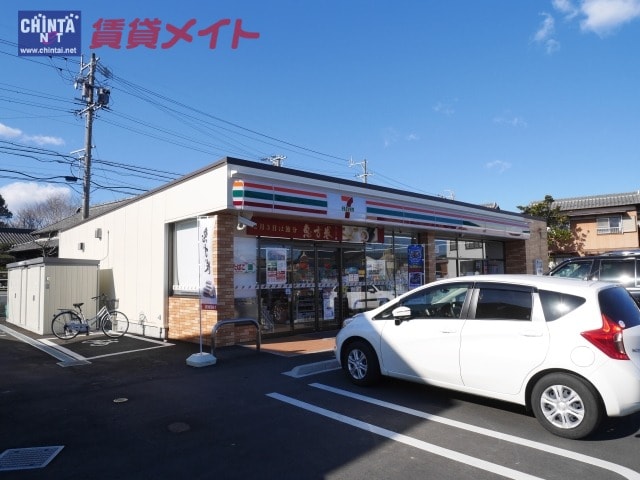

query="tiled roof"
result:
[8,237,58,253]
[34,199,129,235]
[0,228,34,247]
[552,191,640,211]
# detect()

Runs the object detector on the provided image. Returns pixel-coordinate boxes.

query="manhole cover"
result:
[0,446,64,472]
[168,422,190,433]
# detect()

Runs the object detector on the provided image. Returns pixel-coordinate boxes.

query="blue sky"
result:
[1,1,640,215]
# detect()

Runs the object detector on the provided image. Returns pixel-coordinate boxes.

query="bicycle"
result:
[51,294,130,340]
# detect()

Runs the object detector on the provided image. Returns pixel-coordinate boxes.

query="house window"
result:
[597,216,622,235]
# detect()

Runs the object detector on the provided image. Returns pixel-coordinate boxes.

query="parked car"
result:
[335,274,640,439]
[549,252,640,303]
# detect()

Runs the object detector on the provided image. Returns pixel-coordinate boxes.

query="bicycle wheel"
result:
[51,311,82,340]
[102,310,129,338]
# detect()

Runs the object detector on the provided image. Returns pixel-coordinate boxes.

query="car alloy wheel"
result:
[343,340,380,386]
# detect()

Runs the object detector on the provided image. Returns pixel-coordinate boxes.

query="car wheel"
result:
[343,340,380,386]
[531,373,603,439]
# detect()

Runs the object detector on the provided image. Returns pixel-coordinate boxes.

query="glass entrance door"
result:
[316,246,340,330]
[289,245,342,332]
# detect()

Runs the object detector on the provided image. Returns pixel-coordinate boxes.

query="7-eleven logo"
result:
[341,196,355,218]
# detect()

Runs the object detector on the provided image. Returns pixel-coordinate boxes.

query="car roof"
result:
[430,274,613,292]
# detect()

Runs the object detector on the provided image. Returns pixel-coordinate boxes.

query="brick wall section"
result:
[505,219,548,274]
[167,213,254,347]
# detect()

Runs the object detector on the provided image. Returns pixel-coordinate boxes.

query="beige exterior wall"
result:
[570,210,639,255]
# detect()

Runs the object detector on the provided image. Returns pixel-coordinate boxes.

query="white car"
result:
[335,274,640,439]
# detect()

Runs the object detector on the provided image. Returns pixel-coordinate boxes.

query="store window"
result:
[435,238,504,278]
[171,219,198,294]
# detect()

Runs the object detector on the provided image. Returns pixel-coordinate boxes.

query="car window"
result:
[474,285,533,320]
[551,260,593,279]
[598,286,640,328]
[538,290,586,321]
[376,283,471,320]
[596,259,637,287]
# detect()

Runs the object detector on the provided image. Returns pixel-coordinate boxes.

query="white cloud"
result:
[493,113,528,128]
[0,122,65,147]
[552,0,580,18]
[433,101,456,116]
[0,182,72,213]
[382,127,399,148]
[532,13,561,54]
[485,160,512,173]
[551,0,640,36]
[579,0,640,35]
[0,123,22,139]
[382,128,420,147]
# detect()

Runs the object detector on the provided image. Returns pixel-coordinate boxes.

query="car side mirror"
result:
[392,306,412,325]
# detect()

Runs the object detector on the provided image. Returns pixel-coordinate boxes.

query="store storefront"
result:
[233,229,417,335]
[57,157,547,345]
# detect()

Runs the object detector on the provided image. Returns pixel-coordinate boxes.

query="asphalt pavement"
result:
[0,318,341,480]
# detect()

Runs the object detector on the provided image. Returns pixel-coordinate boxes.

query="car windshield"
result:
[551,260,593,279]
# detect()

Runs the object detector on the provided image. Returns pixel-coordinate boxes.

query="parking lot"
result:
[1,319,640,479]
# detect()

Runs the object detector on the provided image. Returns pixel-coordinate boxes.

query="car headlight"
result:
[342,313,361,328]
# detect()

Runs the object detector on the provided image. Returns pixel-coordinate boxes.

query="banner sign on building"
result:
[198,216,217,310]
[407,244,425,290]
[247,216,383,243]
[18,11,81,57]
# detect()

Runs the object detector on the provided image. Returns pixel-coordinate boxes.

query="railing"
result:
[597,226,622,235]
[210,318,261,357]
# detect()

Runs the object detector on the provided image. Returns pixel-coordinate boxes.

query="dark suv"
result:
[549,251,640,303]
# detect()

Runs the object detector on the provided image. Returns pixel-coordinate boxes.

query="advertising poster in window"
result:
[407,244,424,290]
[266,248,287,284]
[198,216,217,310]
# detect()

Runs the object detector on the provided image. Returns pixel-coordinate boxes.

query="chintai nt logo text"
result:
[18,11,82,57]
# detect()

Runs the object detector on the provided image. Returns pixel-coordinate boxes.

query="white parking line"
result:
[0,325,90,366]
[309,383,640,480]
[267,392,544,480]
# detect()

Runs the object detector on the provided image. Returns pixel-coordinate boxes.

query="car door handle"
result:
[520,329,543,337]
[440,328,457,334]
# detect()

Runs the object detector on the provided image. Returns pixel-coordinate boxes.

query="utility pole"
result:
[76,53,110,219]
[81,53,96,220]
[263,154,286,167]
[349,158,372,183]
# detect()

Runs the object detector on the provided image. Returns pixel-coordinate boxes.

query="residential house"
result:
[551,191,640,263]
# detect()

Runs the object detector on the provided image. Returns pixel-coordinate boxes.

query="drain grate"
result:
[0,446,64,471]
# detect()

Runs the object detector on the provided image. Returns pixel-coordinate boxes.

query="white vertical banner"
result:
[187,216,218,366]
[198,216,217,311]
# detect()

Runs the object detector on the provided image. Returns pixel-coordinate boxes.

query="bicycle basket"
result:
[106,298,119,310]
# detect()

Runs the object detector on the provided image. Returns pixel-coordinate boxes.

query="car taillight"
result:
[581,313,628,360]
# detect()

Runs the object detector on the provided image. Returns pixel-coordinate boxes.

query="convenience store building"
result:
[52,157,547,344]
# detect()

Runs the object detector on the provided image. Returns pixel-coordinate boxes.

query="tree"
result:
[11,193,79,230]
[518,195,573,251]
[0,194,12,227]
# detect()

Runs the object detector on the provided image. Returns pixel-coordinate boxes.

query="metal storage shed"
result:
[6,257,99,335]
